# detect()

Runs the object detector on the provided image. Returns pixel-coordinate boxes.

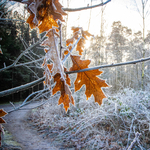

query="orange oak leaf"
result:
[52,72,74,112]
[82,30,93,39]
[26,13,37,29]
[76,38,85,55]
[41,28,64,76]
[76,30,93,55]
[71,27,81,33]
[66,31,79,46]
[63,45,72,55]
[67,27,93,55]
[54,0,67,16]
[24,0,66,32]
[47,64,53,73]
[0,109,7,124]
[69,55,109,105]
[38,16,59,33]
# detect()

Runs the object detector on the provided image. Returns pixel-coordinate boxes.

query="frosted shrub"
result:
[30,88,150,149]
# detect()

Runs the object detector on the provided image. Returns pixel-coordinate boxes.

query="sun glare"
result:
[85,39,91,49]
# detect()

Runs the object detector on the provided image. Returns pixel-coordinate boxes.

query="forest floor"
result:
[1,88,150,150]
[0,102,68,150]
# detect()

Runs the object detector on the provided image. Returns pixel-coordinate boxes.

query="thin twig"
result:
[9,101,16,109]
[63,0,111,12]
[127,132,142,150]
[7,88,49,113]
[0,18,25,22]
[0,34,46,72]
[62,36,82,64]
[9,0,111,12]
[0,77,45,97]
[126,118,135,148]
[15,58,44,67]
[66,57,150,74]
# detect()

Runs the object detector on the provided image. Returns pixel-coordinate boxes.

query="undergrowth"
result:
[29,88,150,150]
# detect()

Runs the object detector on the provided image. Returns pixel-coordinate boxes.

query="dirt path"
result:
[0,102,58,150]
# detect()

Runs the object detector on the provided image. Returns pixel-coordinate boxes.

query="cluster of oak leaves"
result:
[0,1,109,123]
[24,0,109,112]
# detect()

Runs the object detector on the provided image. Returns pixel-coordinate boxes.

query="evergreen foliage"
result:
[0,2,41,103]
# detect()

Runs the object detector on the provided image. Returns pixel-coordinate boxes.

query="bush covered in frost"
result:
[29,88,150,149]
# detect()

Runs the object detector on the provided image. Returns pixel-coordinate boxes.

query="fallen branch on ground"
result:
[127,132,142,150]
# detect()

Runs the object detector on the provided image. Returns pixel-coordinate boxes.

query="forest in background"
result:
[0,1,44,103]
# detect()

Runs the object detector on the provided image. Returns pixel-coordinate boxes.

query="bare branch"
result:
[15,58,44,67]
[63,0,111,12]
[9,0,111,12]
[62,36,82,64]
[0,18,25,22]
[0,35,46,72]
[127,132,142,150]
[66,57,150,74]
[0,77,45,97]
[7,88,49,113]
[1,56,150,98]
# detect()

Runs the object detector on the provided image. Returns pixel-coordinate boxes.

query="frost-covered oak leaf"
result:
[41,28,63,76]
[67,27,93,55]
[53,0,67,16]
[53,72,74,112]
[24,0,66,32]
[69,55,109,105]
[71,27,80,33]
[38,16,58,33]
[44,64,53,85]
[41,28,74,111]
[28,0,42,25]
[66,31,79,46]
[76,30,93,55]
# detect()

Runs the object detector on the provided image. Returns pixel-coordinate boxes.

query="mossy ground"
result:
[0,129,22,150]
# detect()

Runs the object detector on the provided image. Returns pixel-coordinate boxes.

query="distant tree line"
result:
[86,21,150,92]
